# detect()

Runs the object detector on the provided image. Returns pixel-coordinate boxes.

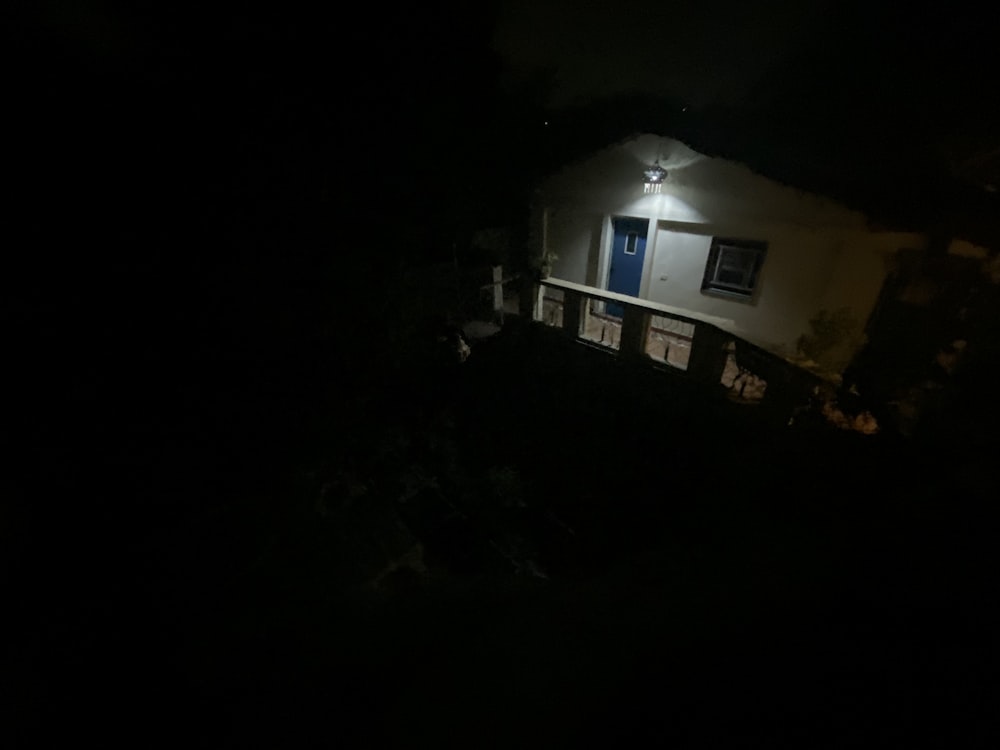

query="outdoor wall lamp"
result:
[643,159,667,193]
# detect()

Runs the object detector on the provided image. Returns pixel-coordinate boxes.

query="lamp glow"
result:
[643,160,667,193]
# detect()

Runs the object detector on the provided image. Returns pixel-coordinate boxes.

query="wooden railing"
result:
[477,265,522,325]
[515,275,828,412]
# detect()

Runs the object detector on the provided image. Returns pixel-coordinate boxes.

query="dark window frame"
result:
[701,237,768,300]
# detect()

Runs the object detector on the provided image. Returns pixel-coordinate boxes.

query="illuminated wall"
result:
[537,134,927,369]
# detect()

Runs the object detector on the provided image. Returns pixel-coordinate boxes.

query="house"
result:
[529,133,930,376]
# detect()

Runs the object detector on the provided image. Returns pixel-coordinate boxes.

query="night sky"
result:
[494,0,829,108]
[16,2,1000,247]
[9,2,1000,746]
[493,0,1000,235]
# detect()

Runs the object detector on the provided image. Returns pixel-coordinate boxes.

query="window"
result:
[701,237,767,299]
[624,231,639,255]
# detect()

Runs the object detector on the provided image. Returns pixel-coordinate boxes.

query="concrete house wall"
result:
[536,134,927,370]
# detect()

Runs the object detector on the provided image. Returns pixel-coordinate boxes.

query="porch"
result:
[505,275,829,412]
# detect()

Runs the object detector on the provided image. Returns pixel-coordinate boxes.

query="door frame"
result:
[598,214,658,300]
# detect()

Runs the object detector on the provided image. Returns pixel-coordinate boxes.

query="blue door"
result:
[606,217,649,317]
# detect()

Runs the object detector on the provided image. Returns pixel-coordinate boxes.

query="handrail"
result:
[479,273,521,290]
[524,274,830,412]
[539,277,728,331]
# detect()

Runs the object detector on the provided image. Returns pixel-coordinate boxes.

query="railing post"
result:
[619,304,650,360]
[562,290,582,337]
[687,323,730,385]
[520,279,543,321]
[491,265,504,325]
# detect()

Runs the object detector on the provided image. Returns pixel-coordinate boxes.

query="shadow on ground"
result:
[10,315,999,748]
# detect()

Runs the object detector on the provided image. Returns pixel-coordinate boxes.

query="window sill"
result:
[700,287,757,303]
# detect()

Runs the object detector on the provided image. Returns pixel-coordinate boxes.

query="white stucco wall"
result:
[536,134,927,368]
[547,206,602,285]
